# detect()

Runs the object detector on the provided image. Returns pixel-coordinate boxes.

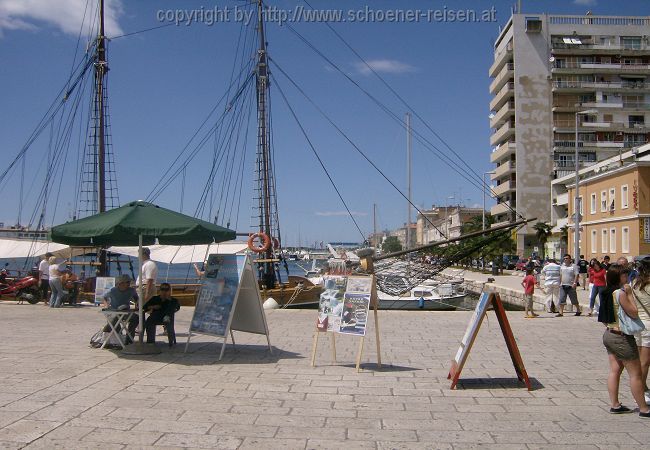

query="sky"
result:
[0,0,649,246]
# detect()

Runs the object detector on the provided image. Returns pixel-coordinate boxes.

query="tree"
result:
[382,236,402,253]
[533,221,553,259]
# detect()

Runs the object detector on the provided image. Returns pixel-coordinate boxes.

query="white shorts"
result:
[635,330,650,348]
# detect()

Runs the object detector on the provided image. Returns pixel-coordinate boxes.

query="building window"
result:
[590,193,597,214]
[591,229,597,254]
[621,185,629,209]
[621,36,642,50]
[622,227,630,254]
[602,229,608,253]
[610,228,616,254]
[609,188,616,211]
[526,17,542,33]
[601,191,607,212]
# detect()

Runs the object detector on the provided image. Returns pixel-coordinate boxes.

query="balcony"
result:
[581,101,623,109]
[553,217,569,231]
[622,102,650,110]
[490,101,515,129]
[490,201,513,216]
[490,141,516,163]
[491,160,515,180]
[489,63,515,95]
[492,180,516,197]
[552,80,650,92]
[489,42,513,77]
[552,61,650,75]
[555,192,569,206]
[489,82,515,112]
[490,121,515,147]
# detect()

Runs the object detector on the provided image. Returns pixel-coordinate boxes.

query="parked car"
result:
[515,261,528,271]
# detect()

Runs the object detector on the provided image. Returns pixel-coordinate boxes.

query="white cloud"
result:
[315,211,368,217]
[354,59,417,76]
[0,0,123,37]
[573,0,597,6]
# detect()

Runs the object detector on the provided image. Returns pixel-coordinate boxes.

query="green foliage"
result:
[533,221,553,259]
[382,236,402,253]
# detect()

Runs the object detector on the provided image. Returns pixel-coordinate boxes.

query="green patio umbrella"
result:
[50,201,236,353]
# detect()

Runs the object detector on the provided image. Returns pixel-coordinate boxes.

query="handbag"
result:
[616,289,646,335]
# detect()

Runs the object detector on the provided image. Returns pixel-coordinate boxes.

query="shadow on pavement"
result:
[456,376,544,391]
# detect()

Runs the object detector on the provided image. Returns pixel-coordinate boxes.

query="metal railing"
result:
[549,16,650,26]
[553,80,649,89]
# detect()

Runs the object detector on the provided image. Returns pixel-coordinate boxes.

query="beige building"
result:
[489,13,650,256]
[551,143,650,260]
[416,207,483,245]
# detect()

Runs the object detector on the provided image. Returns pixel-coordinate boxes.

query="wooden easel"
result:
[448,291,531,390]
[310,275,381,372]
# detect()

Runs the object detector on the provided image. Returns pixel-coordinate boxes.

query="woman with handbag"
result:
[598,264,649,417]
[632,258,650,405]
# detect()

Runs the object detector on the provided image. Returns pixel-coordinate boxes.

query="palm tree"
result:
[533,221,552,260]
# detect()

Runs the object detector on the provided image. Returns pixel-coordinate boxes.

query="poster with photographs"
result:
[338,292,371,336]
[317,276,347,332]
[345,276,372,294]
[190,255,245,337]
[94,277,115,305]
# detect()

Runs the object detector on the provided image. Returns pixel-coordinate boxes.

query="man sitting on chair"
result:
[143,282,180,345]
[102,274,139,342]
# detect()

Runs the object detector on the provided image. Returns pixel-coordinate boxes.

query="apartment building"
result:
[417,207,483,245]
[489,13,650,256]
[551,143,650,260]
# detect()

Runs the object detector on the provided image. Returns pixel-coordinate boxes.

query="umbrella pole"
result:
[138,234,144,344]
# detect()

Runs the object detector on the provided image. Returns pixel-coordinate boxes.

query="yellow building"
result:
[557,145,650,260]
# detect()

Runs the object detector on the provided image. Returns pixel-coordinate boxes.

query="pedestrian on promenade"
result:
[38,252,52,304]
[48,256,64,308]
[588,260,606,316]
[602,255,611,270]
[521,268,538,318]
[558,254,582,317]
[631,257,650,405]
[540,258,560,313]
[598,264,650,418]
[136,248,158,302]
[578,255,589,290]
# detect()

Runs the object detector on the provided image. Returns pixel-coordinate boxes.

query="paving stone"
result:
[416,430,495,444]
[239,437,306,449]
[24,439,124,450]
[81,429,161,446]
[155,433,241,449]
[0,419,61,443]
[208,423,278,438]
[132,419,212,434]
[307,439,376,449]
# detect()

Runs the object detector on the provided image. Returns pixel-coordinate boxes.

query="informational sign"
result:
[448,292,531,390]
[94,277,115,305]
[644,218,650,244]
[317,276,347,332]
[311,274,381,371]
[190,254,244,337]
[186,254,271,360]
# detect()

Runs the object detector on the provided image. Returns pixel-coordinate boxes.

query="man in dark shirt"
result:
[602,255,611,270]
[143,282,180,345]
[578,255,589,290]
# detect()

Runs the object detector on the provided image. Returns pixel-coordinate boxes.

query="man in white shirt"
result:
[38,252,52,304]
[558,254,582,317]
[541,258,561,313]
[136,247,158,302]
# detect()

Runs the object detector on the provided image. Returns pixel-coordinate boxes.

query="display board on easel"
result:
[94,277,115,305]
[185,254,271,360]
[448,291,531,390]
[311,275,381,372]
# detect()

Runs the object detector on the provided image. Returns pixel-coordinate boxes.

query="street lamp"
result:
[483,170,496,231]
[574,108,597,263]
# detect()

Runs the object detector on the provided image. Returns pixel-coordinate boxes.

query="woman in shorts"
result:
[600,265,649,417]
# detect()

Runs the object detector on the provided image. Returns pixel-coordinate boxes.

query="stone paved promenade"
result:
[0,300,648,449]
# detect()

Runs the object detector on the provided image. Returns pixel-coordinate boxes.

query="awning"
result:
[0,238,70,259]
[108,241,248,264]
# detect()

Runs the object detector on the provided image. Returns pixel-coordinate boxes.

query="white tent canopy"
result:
[108,241,248,264]
[0,238,70,259]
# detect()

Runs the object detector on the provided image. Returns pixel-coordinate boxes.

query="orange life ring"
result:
[272,237,280,250]
[248,232,271,253]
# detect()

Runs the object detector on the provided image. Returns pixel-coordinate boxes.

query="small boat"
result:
[377,282,465,310]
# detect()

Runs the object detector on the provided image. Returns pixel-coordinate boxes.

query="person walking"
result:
[541,259,561,314]
[521,268,538,318]
[588,260,606,316]
[578,255,589,290]
[47,256,65,308]
[38,252,52,304]
[558,254,582,317]
[598,264,650,418]
[632,257,650,405]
